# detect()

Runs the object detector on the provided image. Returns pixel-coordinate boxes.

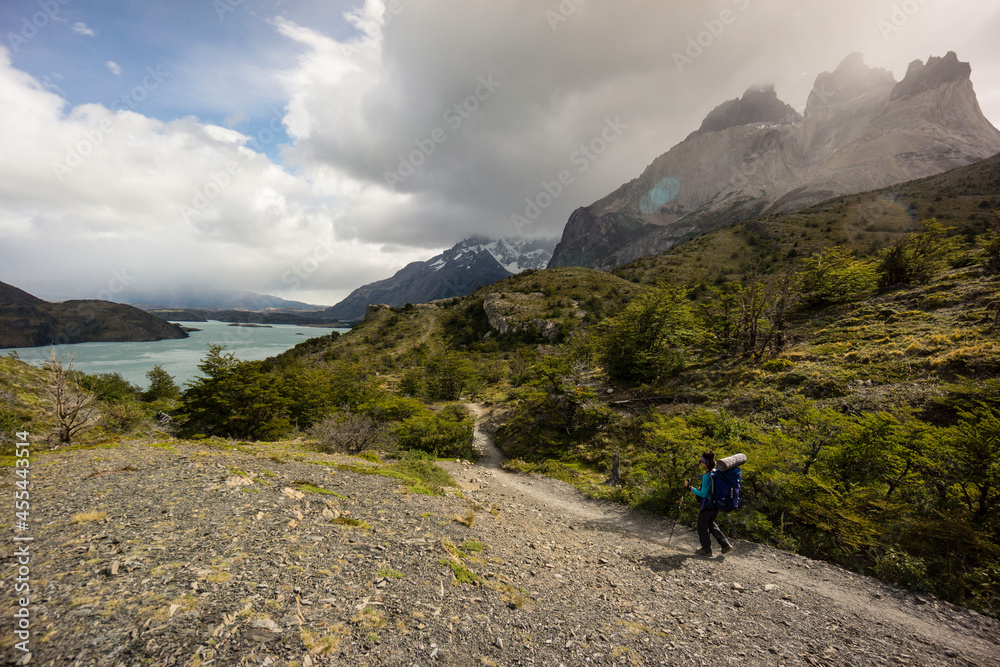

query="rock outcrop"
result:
[691,85,801,137]
[549,51,1000,270]
[482,292,568,340]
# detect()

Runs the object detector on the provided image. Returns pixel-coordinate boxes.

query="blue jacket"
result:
[691,471,714,510]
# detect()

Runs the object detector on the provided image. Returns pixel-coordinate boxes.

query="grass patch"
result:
[292,480,347,498]
[301,626,347,655]
[351,606,386,629]
[357,451,382,464]
[380,459,457,496]
[334,517,372,530]
[377,566,405,579]
[438,559,480,585]
[72,511,108,524]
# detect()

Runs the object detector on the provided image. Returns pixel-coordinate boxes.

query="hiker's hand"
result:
[684,479,691,489]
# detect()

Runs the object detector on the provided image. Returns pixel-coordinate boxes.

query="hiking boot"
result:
[695,548,713,557]
[721,543,732,555]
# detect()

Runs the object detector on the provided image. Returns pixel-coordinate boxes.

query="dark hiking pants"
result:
[697,509,728,553]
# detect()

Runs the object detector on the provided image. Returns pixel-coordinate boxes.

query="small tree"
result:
[143,365,180,402]
[799,247,878,308]
[703,269,798,360]
[599,285,701,383]
[45,351,99,445]
[878,219,961,287]
[310,411,389,454]
[180,345,291,440]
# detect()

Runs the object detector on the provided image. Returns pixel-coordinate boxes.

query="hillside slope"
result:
[4,430,997,665]
[0,281,188,348]
[614,150,1000,287]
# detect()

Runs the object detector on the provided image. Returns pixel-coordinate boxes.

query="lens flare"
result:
[640,177,681,214]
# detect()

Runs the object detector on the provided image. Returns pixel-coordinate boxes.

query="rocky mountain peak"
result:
[548,50,1000,272]
[807,52,895,110]
[890,51,972,101]
[692,86,801,137]
[322,236,556,321]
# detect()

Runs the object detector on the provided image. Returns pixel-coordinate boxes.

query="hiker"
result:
[684,450,733,557]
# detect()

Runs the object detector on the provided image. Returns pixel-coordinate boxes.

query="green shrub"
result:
[598,284,700,383]
[179,345,291,441]
[100,399,152,435]
[78,372,140,402]
[873,549,929,591]
[424,352,479,401]
[798,246,877,308]
[393,404,475,459]
[143,365,180,402]
[878,219,962,287]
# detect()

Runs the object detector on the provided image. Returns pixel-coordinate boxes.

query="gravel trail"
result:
[2,412,998,666]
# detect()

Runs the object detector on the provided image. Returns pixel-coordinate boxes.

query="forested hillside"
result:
[6,156,1000,619]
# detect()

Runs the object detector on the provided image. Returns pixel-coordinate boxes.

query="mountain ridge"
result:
[121,288,324,312]
[549,51,1000,270]
[322,237,556,322]
[0,281,189,348]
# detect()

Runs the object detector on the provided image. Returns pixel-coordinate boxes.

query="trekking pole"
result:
[666,485,688,545]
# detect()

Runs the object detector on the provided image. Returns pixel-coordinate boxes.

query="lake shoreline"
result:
[3,320,349,389]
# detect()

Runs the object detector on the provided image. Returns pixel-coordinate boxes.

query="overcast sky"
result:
[1,0,998,306]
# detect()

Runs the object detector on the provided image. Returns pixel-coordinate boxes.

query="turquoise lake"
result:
[3,320,349,389]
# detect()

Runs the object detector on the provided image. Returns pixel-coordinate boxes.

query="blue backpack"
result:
[710,453,746,512]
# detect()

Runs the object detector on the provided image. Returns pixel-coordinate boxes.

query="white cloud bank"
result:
[1,0,998,305]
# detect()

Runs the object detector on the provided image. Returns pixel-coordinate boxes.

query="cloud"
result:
[72,22,96,37]
[105,61,121,76]
[2,0,998,306]
[274,0,997,253]
[224,111,250,128]
[0,46,430,304]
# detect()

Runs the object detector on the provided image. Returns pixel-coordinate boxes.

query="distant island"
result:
[0,281,188,348]
[228,322,273,328]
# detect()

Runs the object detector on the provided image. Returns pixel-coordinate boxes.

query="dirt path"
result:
[6,416,999,666]
[444,403,1000,667]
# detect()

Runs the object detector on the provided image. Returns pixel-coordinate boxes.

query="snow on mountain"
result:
[476,237,555,273]
[321,236,557,321]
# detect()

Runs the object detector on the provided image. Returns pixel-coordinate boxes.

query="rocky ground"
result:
[3,408,999,667]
